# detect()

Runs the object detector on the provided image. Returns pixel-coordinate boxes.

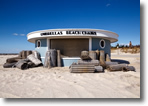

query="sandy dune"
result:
[0,53,140,98]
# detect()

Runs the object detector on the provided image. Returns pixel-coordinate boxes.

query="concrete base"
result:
[41,57,80,67]
[61,57,80,67]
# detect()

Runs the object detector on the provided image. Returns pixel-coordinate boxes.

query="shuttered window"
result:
[50,38,89,57]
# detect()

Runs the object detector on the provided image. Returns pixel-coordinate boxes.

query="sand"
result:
[0,53,140,98]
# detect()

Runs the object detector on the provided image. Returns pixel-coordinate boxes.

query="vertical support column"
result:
[47,38,50,50]
[89,37,92,51]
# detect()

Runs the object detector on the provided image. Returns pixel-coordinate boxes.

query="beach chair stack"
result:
[70,50,103,73]
[69,50,136,73]
[3,50,42,70]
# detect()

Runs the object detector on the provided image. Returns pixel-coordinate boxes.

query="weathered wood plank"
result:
[105,61,118,68]
[77,60,99,66]
[95,66,103,72]
[105,53,111,62]
[70,64,95,73]
[57,50,61,67]
[107,64,128,71]
[81,51,91,60]
[89,51,97,60]
[100,50,106,68]
[70,70,94,73]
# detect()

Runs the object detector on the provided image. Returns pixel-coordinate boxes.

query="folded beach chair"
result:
[3,62,17,68]
[77,60,99,66]
[70,64,95,73]
[14,59,30,70]
[107,64,128,72]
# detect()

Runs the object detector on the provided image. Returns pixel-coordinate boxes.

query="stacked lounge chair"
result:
[70,51,103,73]
[3,50,42,70]
[70,50,135,73]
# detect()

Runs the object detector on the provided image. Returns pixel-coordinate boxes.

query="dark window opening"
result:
[37,40,41,48]
[100,39,105,48]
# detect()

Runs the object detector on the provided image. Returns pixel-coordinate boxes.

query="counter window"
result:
[100,39,105,49]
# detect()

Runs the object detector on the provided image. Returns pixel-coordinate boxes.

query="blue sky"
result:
[0,0,140,53]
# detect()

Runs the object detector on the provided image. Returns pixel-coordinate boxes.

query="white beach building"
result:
[27,29,118,66]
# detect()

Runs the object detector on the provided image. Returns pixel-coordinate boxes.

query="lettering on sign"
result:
[41,31,63,36]
[41,31,97,36]
[66,31,96,35]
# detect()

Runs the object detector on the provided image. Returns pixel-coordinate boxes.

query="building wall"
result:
[35,39,47,63]
[92,38,111,56]
[34,38,111,66]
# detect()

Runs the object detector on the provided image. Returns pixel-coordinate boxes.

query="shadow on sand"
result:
[111,59,130,64]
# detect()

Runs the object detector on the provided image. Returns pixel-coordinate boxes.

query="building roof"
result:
[27,28,119,43]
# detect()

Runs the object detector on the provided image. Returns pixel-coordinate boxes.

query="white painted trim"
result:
[48,39,50,50]
[41,57,45,58]
[47,39,49,51]
[62,57,80,59]
[27,28,119,37]
[27,29,118,43]
[89,37,92,51]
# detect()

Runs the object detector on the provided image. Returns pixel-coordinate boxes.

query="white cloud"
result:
[13,33,25,36]
[119,43,129,46]
[106,3,111,7]
[13,33,18,36]
[20,34,25,36]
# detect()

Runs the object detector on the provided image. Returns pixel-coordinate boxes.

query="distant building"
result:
[129,41,132,47]
[27,29,119,66]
